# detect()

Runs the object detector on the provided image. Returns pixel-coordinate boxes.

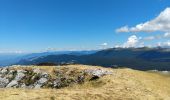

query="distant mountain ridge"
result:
[17,47,170,71]
[0,50,98,66]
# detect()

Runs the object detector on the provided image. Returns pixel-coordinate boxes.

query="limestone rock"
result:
[6,80,18,88]
[34,78,48,88]
[33,69,41,74]
[85,69,112,77]
[0,68,8,74]
[53,79,62,88]
[0,77,9,88]
[15,70,25,81]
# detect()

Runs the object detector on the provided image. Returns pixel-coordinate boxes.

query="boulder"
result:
[15,70,25,81]
[34,78,48,89]
[0,77,9,88]
[0,68,8,74]
[6,80,18,88]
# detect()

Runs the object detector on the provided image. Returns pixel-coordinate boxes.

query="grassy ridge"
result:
[0,65,170,100]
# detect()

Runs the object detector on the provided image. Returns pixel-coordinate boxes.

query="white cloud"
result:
[123,35,140,48]
[116,26,129,33]
[114,35,145,48]
[157,41,170,47]
[164,32,170,38]
[143,36,156,40]
[100,43,108,46]
[142,32,170,41]
[0,50,24,54]
[116,7,170,33]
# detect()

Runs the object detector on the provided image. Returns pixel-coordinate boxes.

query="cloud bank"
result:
[116,7,170,33]
[115,7,170,48]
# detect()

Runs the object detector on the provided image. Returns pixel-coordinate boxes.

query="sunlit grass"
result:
[0,65,170,100]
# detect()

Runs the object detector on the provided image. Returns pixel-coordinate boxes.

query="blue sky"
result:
[0,0,170,53]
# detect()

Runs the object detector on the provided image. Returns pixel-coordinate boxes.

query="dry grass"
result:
[1,65,170,100]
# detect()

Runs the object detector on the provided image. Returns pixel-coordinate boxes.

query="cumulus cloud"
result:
[116,7,170,33]
[123,35,140,48]
[114,35,144,48]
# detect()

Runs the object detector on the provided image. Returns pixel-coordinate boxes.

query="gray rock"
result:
[17,70,27,73]
[41,72,49,78]
[6,80,18,88]
[85,69,112,77]
[21,83,26,88]
[6,70,26,88]
[15,71,25,81]
[8,70,15,74]
[34,78,48,89]
[77,75,85,83]
[0,77,9,88]
[53,79,62,88]
[0,68,8,74]
[33,69,41,74]
[38,78,48,84]
[34,84,42,89]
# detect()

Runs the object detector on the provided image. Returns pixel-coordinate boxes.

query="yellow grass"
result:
[1,65,170,100]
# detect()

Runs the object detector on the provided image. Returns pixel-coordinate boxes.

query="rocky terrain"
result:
[0,65,112,89]
[0,65,170,100]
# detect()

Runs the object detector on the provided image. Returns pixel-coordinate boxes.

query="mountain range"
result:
[16,47,170,71]
[0,50,97,66]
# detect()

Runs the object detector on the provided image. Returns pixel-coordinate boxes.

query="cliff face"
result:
[0,65,170,100]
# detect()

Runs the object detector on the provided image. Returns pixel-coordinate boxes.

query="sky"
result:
[0,0,170,53]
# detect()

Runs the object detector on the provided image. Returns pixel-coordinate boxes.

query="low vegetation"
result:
[0,65,170,100]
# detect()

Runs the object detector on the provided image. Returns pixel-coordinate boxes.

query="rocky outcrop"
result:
[0,77,9,88]
[0,66,112,89]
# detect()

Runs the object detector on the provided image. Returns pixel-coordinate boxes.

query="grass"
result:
[0,65,170,100]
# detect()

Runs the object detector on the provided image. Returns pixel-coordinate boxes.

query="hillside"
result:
[17,47,170,71]
[0,65,170,100]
